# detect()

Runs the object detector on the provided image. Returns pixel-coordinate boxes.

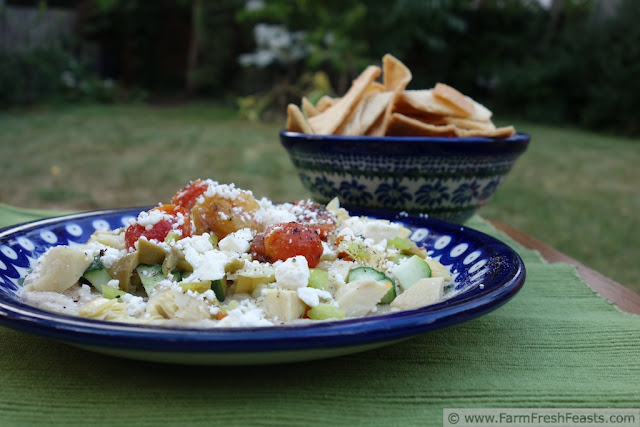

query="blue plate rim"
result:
[0,207,526,354]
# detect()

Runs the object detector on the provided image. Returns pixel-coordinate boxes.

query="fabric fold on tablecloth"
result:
[0,204,638,425]
[0,203,74,229]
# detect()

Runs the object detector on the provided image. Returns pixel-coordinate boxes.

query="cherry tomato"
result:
[171,180,209,211]
[292,200,336,241]
[191,187,260,238]
[251,222,323,268]
[125,204,191,250]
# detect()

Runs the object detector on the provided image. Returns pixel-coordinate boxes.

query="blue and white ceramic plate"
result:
[0,207,525,365]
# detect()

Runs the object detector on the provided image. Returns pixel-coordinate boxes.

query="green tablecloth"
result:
[1,204,638,426]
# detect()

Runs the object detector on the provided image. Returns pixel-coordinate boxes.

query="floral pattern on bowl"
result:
[280,131,530,223]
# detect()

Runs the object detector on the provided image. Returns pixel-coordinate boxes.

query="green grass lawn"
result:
[1,103,638,293]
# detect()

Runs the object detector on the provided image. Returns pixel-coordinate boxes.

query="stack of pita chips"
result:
[286,54,515,138]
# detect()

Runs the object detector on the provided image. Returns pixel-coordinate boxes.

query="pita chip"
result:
[383,54,412,92]
[455,125,516,138]
[432,83,493,122]
[315,95,336,112]
[286,104,313,134]
[433,83,475,118]
[395,90,462,118]
[301,97,319,118]
[307,65,381,135]
[337,91,394,136]
[366,81,386,94]
[445,116,496,131]
[386,113,457,137]
[365,54,413,136]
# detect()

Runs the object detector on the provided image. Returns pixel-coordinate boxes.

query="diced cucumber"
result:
[387,237,412,252]
[102,285,125,299]
[393,255,432,290]
[211,278,227,302]
[307,303,346,320]
[379,277,397,304]
[308,268,329,291]
[348,266,386,282]
[392,253,412,264]
[348,266,397,304]
[82,268,112,293]
[136,264,165,296]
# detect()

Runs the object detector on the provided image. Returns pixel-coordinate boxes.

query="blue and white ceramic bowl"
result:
[280,131,530,223]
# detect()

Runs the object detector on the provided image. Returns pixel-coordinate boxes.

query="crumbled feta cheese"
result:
[173,212,187,227]
[320,240,337,261]
[100,247,127,268]
[342,217,400,243]
[132,209,171,229]
[203,181,252,201]
[216,300,272,327]
[258,207,297,228]
[275,256,310,289]
[257,197,276,210]
[327,260,353,287]
[177,234,236,282]
[201,289,217,302]
[229,260,274,282]
[297,286,333,307]
[177,234,214,254]
[121,293,146,317]
[218,228,254,254]
[84,242,126,268]
[185,250,229,282]
[105,279,120,289]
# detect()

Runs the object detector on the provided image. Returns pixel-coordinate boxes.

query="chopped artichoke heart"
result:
[336,279,391,317]
[23,246,93,293]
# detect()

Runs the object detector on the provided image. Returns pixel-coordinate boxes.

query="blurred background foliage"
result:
[1,0,639,135]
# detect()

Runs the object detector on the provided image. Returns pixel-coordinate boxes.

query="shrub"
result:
[0,46,69,106]
[0,42,135,107]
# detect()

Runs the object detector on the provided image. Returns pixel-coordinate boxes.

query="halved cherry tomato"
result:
[124,204,191,250]
[293,200,335,241]
[191,186,260,238]
[171,180,209,211]
[251,222,323,268]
